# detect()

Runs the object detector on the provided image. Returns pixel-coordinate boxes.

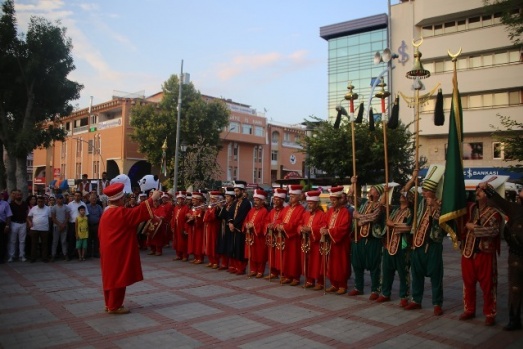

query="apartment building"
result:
[32,93,306,192]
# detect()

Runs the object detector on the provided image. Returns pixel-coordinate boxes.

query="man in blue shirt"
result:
[0,192,13,263]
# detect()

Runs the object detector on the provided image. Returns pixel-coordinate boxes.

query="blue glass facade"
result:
[321,15,389,122]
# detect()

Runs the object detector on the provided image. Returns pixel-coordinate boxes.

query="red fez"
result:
[103,183,125,201]
[328,186,344,198]
[305,190,321,202]
[253,189,267,200]
[288,184,303,195]
[273,188,288,199]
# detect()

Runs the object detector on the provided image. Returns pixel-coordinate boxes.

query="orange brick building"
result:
[32,93,306,193]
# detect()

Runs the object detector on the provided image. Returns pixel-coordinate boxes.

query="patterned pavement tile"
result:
[371,333,455,349]
[253,304,323,324]
[192,315,270,341]
[115,329,202,349]
[353,303,423,326]
[33,278,85,292]
[22,271,69,281]
[239,332,332,349]
[155,302,223,321]
[154,275,204,288]
[0,308,58,330]
[0,324,80,348]
[45,286,100,301]
[178,284,235,298]
[300,293,360,311]
[64,299,107,317]
[211,293,274,309]
[86,313,159,336]
[258,284,312,299]
[127,291,187,307]
[304,317,384,344]
[417,318,500,346]
[0,294,39,310]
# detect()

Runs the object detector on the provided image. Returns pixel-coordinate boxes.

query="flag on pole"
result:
[161,138,167,176]
[439,63,467,249]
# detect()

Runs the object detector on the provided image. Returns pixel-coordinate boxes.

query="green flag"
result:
[439,67,467,249]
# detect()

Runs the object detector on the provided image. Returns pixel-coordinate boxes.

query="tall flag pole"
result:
[161,138,167,177]
[345,81,359,243]
[375,76,391,246]
[439,48,466,249]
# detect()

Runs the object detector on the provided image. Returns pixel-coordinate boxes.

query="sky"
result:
[12,0,393,125]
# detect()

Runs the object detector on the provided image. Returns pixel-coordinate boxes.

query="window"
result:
[509,91,520,105]
[444,21,456,33]
[93,161,99,178]
[88,140,94,154]
[90,114,97,125]
[271,131,280,144]
[468,16,481,29]
[422,26,433,37]
[457,20,466,31]
[463,142,483,160]
[233,144,238,160]
[470,55,482,68]
[434,24,443,36]
[271,150,278,161]
[61,142,67,159]
[283,133,291,142]
[75,162,82,179]
[242,124,253,135]
[493,142,503,160]
[76,139,82,155]
[60,163,66,179]
[229,122,239,133]
[254,126,264,137]
[253,146,262,163]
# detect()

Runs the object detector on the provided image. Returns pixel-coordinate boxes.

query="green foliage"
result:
[0,0,82,194]
[130,74,230,188]
[484,0,523,47]
[301,116,415,185]
[491,114,523,171]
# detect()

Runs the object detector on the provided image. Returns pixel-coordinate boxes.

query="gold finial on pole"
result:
[448,47,463,62]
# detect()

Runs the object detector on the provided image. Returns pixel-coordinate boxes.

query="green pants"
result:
[351,237,382,293]
[381,246,410,298]
[411,242,443,306]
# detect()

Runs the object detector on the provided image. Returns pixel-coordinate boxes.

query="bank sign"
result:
[463,167,522,180]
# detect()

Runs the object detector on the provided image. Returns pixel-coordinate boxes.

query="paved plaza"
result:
[1,237,522,348]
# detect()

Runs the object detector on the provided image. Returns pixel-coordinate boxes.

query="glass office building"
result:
[320,14,389,123]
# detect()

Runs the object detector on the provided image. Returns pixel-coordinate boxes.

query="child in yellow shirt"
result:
[75,206,89,261]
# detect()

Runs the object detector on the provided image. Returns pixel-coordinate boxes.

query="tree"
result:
[180,136,222,190]
[301,116,416,185]
[130,74,230,189]
[484,0,523,47]
[491,114,523,171]
[0,0,83,196]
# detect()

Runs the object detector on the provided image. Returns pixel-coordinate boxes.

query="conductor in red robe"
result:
[243,189,269,277]
[99,183,161,314]
[320,186,351,294]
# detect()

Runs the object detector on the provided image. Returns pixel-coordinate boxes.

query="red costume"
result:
[147,202,168,256]
[171,195,190,260]
[461,202,502,320]
[187,193,205,263]
[265,204,284,278]
[203,205,220,267]
[277,200,306,283]
[243,199,269,276]
[324,187,351,290]
[99,183,154,312]
[298,191,326,287]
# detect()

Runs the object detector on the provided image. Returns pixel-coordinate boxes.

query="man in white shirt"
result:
[27,196,52,263]
[67,191,89,260]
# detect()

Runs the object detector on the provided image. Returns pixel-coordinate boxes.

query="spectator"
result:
[87,193,103,258]
[27,196,52,263]
[67,191,89,260]
[51,194,70,261]
[0,192,13,263]
[8,190,29,262]
[75,206,89,261]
